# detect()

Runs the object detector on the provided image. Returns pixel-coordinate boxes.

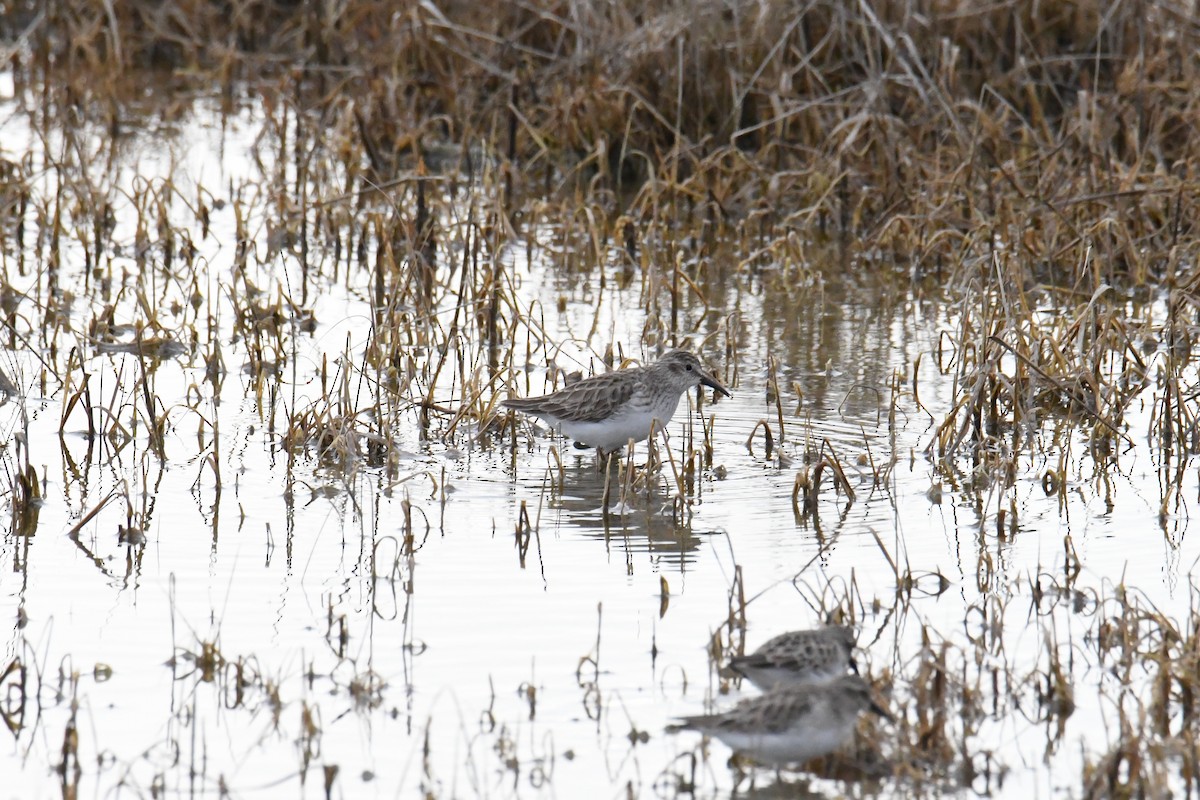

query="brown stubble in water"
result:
[4,1,1200,796]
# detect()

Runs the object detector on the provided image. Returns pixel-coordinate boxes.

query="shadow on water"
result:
[522,450,718,568]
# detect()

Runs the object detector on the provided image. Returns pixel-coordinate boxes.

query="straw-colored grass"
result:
[3,2,1200,796]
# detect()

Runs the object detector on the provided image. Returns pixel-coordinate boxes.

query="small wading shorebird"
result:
[728,625,858,691]
[502,350,731,453]
[667,673,890,767]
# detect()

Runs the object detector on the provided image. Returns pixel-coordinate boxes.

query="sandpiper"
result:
[668,673,890,766]
[502,350,730,452]
[728,625,857,691]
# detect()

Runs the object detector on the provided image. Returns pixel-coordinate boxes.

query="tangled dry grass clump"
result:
[10,1,1198,238]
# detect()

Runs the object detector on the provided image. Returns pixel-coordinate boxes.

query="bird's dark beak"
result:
[868,699,893,722]
[699,369,731,398]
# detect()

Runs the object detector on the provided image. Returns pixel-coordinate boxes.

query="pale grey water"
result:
[0,83,1193,800]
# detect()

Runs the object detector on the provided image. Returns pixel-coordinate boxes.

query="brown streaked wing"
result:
[714,690,819,735]
[771,650,826,671]
[505,368,642,423]
[730,650,779,671]
[732,634,813,671]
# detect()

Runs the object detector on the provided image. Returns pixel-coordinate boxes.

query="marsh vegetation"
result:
[2,1,1200,797]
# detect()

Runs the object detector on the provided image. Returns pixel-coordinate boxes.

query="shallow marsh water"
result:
[0,81,1196,800]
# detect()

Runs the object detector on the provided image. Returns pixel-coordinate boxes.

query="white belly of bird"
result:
[715,716,856,765]
[558,394,682,451]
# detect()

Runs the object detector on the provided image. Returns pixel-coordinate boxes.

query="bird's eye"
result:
[686,364,693,371]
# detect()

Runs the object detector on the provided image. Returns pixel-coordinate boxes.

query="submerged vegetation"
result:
[1,0,1200,797]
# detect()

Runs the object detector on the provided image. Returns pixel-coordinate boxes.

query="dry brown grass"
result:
[13,2,1198,225]
[4,2,1200,796]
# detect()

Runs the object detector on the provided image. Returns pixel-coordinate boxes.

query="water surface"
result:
[0,81,1193,800]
